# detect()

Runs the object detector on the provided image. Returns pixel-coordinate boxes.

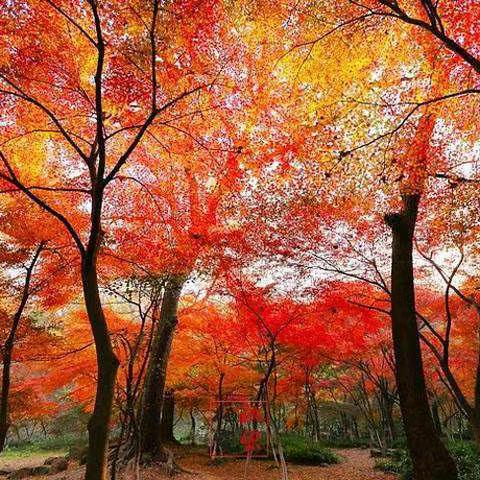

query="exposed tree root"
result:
[110,441,197,477]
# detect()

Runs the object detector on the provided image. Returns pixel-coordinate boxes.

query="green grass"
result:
[0,446,66,459]
[2,434,86,460]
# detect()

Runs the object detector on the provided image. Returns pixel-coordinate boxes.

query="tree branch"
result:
[103,84,206,185]
[0,151,85,254]
[0,80,90,163]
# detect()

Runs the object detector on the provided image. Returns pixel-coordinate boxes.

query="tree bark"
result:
[431,396,443,436]
[212,372,225,457]
[473,322,480,447]
[386,194,457,480]
[160,389,176,443]
[377,377,396,447]
[138,275,185,460]
[83,260,119,480]
[189,407,196,445]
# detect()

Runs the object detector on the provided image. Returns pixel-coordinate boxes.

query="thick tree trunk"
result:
[83,262,120,480]
[386,194,457,480]
[138,275,185,460]
[160,389,176,443]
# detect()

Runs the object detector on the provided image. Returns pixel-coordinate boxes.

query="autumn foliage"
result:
[0,2,480,480]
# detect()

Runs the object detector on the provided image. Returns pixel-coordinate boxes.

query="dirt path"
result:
[321,449,397,480]
[0,451,66,472]
[0,448,396,480]
[141,448,397,480]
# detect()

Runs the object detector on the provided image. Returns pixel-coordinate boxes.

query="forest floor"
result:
[0,446,397,480]
[0,449,66,471]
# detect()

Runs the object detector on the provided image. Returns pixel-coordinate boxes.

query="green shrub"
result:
[374,450,412,480]
[209,432,339,466]
[450,442,480,480]
[390,436,408,450]
[374,458,404,474]
[217,431,244,454]
[213,430,269,456]
[281,434,339,466]
[375,441,480,480]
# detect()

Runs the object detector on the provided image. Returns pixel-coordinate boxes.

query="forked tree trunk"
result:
[385,194,457,480]
[138,275,185,460]
[83,261,120,480]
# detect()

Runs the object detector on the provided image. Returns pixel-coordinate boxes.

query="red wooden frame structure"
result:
[208,396,271,459]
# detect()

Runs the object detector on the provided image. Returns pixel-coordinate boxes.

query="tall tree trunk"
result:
[83,261,120,480]
[472,320,480,447]
[0,243,44,452]
[160,389,176,443]
[378,378,396,447]
[189,407,196,446]
[212,372,225,457]
[138,275,185,460]
[431,396,443,436]
[0,345,13,452]
[385,401,396,444]
[385,194,457,480]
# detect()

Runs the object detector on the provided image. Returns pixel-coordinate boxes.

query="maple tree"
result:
[1,2,480,480]
[0,0,241,477]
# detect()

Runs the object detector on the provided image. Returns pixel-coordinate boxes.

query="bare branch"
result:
[0,80,90,163]
[341,89,480,157]
[149,0,159,110]
[43,0,98,48]
[103,84,206,185]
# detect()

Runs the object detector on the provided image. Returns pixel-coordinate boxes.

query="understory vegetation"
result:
[376,442,480,480]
